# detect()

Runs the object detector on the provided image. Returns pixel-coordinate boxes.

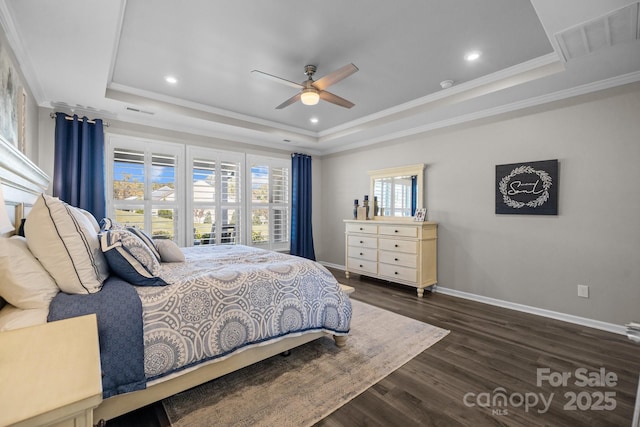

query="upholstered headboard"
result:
[0,137,49,236]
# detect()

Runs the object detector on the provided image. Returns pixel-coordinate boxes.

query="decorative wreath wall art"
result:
[495,160,558,215]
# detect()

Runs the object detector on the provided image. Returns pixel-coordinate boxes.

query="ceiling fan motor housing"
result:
[304,65,317,78]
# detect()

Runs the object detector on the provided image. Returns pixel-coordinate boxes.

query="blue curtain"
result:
[53,114,106,219]
[411,175,417,216]
[290,153,316,260]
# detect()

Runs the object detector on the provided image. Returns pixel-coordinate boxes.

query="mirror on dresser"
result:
[369,164,424,218]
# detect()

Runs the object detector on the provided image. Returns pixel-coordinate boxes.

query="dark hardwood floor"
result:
[107,269,640,426]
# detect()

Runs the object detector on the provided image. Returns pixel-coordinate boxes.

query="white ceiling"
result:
[1,0,639,154]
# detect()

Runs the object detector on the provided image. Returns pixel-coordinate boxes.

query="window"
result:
[106,136,290,250]
[188,147,243,246]
[107,136,184,243]
[247,155,290,251]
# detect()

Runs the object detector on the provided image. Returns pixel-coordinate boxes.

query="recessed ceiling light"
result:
[310,117,319,124]
[440,80,454,89]
[165,76,178,84]
[464,51,481,62]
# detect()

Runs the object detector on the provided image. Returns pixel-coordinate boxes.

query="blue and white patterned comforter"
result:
[135,245,352,381]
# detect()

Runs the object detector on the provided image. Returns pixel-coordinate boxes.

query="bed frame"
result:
[96,331,345,420]
[0,137,348,422]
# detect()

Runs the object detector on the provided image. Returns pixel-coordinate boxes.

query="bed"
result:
[0,139,352,422]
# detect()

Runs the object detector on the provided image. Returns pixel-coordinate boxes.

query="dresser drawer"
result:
[347,246,377,261]
[346,223,378,234]
[378,225,418,238]
[347,258,377,275]
[379,251,417,268]
[378,238,417,254]
[379,263,417,283]
[347,235,377,249]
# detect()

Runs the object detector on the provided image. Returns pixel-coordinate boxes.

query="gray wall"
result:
[317,83,640,326]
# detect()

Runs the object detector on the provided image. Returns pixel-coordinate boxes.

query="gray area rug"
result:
[162,299,450,427]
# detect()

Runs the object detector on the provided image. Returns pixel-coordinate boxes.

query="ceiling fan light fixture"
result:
[300,88,320,106]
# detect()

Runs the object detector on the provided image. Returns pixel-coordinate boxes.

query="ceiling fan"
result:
[251,63,358,109]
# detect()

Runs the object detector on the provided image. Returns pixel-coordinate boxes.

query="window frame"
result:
[246,154,291,252]
[186,146,244,246]
[105,135,292,251]
[106,135,185,245]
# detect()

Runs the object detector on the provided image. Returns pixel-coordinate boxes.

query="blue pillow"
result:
[100,229,168,287]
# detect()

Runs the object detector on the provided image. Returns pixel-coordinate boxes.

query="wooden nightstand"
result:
[0,314,102,427]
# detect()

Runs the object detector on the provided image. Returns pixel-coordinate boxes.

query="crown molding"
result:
[321,70,640,155]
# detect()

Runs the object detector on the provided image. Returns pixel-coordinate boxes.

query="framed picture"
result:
[18,87,26,154]
[496,159,558,215]
[414,208,426,222]
[0,40,19,147]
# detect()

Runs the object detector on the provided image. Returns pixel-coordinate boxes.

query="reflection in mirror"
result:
[369,164,424,218]
[373,175,416,217]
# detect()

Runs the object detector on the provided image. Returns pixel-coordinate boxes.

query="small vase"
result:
[353,199,359,219]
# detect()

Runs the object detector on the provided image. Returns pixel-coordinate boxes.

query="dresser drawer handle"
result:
[359,264,364,268]
[394,271,399,275]
[394,244,398,248]
[394,229,399,233]
[394,258,399,261]
[360,240,364,244]
[360,252,364,256]
[359,227,364,230]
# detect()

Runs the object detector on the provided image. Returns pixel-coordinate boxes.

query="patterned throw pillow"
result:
[99,218,162,263]
[100,229,168,286]
[99,217,126,231]
[126,227,161,262]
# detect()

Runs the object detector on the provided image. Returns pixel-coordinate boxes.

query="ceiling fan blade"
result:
[251,70,303,89]
[276,93,301,109]
[319,90,355,109]
[313,63,359,91]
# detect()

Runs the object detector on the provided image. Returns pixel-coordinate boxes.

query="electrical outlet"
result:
[577,284,589,298]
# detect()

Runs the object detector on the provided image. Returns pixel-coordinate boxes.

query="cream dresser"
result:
[344,219,438,297]
[0,314,102,427]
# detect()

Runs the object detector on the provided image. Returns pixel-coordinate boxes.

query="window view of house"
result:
[111,146,179,240]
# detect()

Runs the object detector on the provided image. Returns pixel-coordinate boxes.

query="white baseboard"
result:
[435,286,625,336]
[319,261,344,271]
[318,262,626,336]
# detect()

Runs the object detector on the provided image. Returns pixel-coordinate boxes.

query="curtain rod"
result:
[49,112,110,127]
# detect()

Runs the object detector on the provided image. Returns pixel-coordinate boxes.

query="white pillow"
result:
[25,194,109,294]
[0,304,49,331]
[0,236,59,309]
[74,207,100,233]
[155,239,185,263]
